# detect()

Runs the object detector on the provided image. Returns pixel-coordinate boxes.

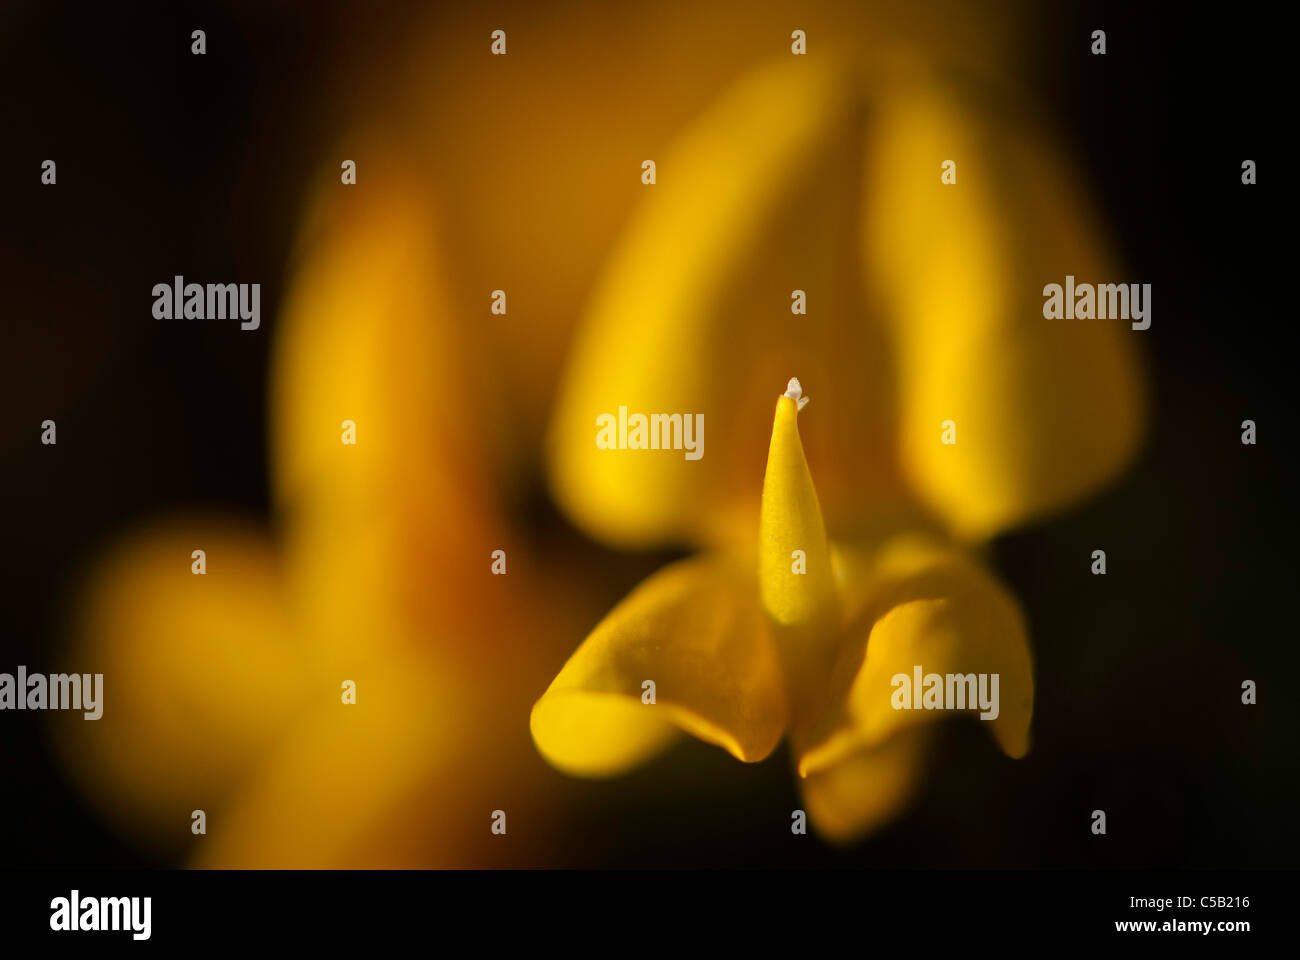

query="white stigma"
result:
[783,377,810,411]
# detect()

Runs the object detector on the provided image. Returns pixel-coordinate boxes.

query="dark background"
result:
[1,1,1294,867]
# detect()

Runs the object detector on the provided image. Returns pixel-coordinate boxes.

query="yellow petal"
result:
[800,725,935,845]
[547,55,904,550]
[192,663,455,868]
[53,523,303,852]
[759,389,836,629]
[271,158,508,654]
[531,553,786,777]
[799,534,1033,776]
[863,75,1145,539]
[758,387,847,728]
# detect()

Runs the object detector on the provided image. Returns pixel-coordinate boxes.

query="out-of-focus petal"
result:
[271,159,508,654]
[863,74,1145,540]
[798,534,1033,775]
[54,523,303,849]
[531,554,786,777]
[191,663,458,868]
[547,55,904,551]
[800,724,935,845]
[398,3,1029,437]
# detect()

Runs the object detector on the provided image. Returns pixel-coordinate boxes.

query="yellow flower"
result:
[532,55,1143,841]
[534,381,1033,841]
[53,157,588,867]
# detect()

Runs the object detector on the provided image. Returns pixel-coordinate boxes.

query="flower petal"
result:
[271,159,509,653]
[759,389,848,728]
[798,534,1033,775]
[799,724,936,845]
[760,392,836,630]
[191,662,454,868]
[863,74,1145,539]
[547,55,904,550]
[53,523,303,848]
[531,553,786,776]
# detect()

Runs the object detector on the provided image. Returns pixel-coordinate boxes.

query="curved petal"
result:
[547,55,904,551]
[863,72,1145,539]
[531,553,786,777]
[53,522,303,850]
[797,534,1033,775]
[800,724,936,845]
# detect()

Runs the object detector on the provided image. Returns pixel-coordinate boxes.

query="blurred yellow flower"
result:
[54,158,587,867]
[533,54,1143,841]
